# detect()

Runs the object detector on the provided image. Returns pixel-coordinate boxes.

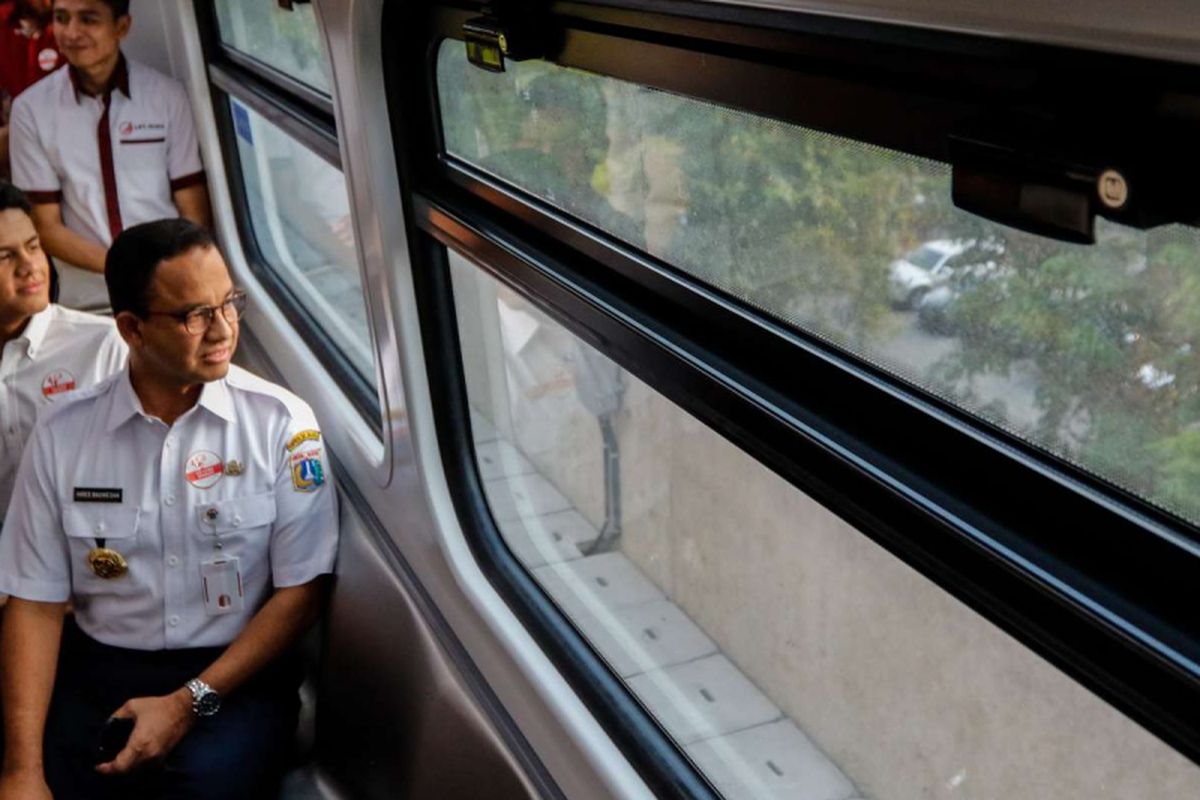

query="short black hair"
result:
[106,219,215,317]
[53,0,130,18]
[101,0,130,17]
[0,182,32,216]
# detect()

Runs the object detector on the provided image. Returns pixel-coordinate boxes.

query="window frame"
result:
[194,0,381,432]
[385,0,1200,792]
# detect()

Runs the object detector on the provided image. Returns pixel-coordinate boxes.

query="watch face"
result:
[196,691,221,716]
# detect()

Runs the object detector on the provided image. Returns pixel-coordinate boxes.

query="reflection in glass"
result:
[229,99,372,380]
[437,42,1200,528]
[450,250,1200,800]
[214,0,331,94]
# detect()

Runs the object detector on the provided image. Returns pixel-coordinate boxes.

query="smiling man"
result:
[7,0,210,310]
[0,181,124,517]
[0,219,337,799]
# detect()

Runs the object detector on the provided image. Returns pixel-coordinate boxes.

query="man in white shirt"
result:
[0,219,337,799]
[0,180,124,515]
[8,0,210,310]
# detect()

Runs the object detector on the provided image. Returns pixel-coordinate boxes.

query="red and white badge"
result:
[185,450,224,489]
[41,369,76,399]
[37,48,58,72]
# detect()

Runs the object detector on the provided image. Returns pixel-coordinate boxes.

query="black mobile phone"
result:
[95,716,134,764]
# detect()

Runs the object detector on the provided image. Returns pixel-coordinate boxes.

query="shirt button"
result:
[168,615,180,627]
[93,522,105,534]
[167,555,180,567]
[232,515,242,527]
[164,495,176,507]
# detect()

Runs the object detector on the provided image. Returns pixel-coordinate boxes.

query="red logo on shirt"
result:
[41,369,76,399]
[37,48,57,72]
[185,451,224,489]
[119,120,134,136]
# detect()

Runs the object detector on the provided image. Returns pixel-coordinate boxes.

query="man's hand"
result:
[0,767,53,799]
[94,689,194,776]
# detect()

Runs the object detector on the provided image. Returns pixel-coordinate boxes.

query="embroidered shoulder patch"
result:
[291,449,325,493]
[286,429,321,451]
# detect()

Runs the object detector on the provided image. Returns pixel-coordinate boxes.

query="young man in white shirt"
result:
[0,180,124,516]
[0,218,336,799]
[8,0,210,311]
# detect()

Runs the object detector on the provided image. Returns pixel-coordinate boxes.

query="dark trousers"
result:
[44,621,300,800]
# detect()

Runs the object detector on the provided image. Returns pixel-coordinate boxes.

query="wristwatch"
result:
[185,678,221,717]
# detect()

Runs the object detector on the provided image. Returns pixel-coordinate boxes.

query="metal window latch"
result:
[949,119,1199,244]
[463,2,551,73]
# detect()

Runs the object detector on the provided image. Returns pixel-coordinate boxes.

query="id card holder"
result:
[201,556,244,615]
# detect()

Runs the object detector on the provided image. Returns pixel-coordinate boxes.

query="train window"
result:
[212,0,331,95]
[448,247,1200,798]
[227,99,373,381]
[436,44,1200,530]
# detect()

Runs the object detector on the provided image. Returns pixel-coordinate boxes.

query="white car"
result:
[886,239,971,309]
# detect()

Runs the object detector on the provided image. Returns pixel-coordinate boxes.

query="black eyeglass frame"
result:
[142,289,249,335]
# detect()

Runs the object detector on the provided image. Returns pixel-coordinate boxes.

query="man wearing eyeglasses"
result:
[0,218,337,799]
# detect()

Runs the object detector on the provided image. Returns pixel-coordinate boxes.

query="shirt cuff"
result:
[0,573,70,603]
[272,552,336,588]
[169,170,207,192]
[24,189,63,204]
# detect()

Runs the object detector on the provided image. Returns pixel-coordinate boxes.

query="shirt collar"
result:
[105,367,237,433]
[17,304,52,359]
[68,51,129,104]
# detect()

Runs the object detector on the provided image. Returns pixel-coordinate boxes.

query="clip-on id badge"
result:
[201,556,244,615]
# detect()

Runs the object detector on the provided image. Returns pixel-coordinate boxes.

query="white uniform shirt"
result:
[8,56,205,310]
[0,304,126,512]
[0,365,338,650]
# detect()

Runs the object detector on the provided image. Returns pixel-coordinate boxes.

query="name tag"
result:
[73,487,123,503]
[201,556,244,616]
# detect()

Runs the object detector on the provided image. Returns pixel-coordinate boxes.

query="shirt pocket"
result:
[61,503,142,594]
[193,493,277,567]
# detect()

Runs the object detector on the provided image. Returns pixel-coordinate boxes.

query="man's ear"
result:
[116,13,131,40]
[113,311,142,349]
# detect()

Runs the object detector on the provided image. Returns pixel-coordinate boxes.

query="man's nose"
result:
[14,248,37,276]
[206,307,235,339]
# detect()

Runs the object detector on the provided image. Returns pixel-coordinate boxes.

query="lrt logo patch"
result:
[290,449,325,493]
[119,121,134,136]
[41,369,76,399]
[185,450,225,489]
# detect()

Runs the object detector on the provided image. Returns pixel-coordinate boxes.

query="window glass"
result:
[449,249,1200,800]
[214,0,331,94]
[437,43,1200,530]
[229,98,373,381]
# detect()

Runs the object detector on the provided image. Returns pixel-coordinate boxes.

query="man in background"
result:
[0,0,62,177]
[8,0,210,311]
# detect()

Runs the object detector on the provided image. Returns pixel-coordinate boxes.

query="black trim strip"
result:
[219,44,336,118]
[209,63,341,168]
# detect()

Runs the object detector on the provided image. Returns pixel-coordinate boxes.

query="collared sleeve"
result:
[165,81,205,191]
[8,96,62,204]
[0,421,70,602]
[269,411,338,587]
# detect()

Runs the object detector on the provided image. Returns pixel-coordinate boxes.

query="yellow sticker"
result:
[286,429,321,451]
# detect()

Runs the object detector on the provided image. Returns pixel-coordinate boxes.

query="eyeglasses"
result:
[144,290,248,335]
